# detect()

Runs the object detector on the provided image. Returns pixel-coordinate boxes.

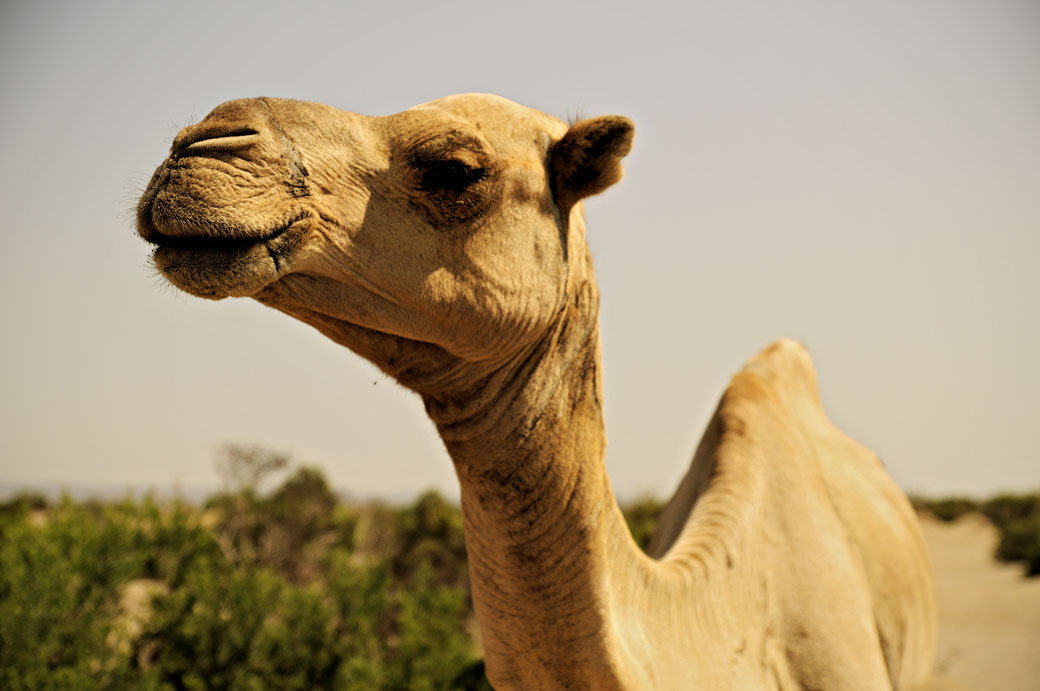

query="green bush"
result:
[0,467,490,690]
[205,464,361,584]
[3,468,1036,691]
[914,496,980,523]
[995,516,1040,576]
[138,558,339,690]
[389,565,474,690]
[0,492,48,535]
[623,497,666,553]
[983,493,1040,576]
[0,496,214,689]
[982,493,1039,527]
[913,491,1040,575]
[136,552,478,690]
[393,490,469,591]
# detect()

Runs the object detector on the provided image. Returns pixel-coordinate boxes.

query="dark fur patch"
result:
[550,116,634,209]
[402,131,498,227]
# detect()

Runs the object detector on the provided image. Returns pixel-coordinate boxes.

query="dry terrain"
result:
[920,513,1040,691]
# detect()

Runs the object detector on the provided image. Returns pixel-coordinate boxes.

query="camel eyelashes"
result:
[406,130,491,195]
[405,146,495,225]
[414,157,487,194]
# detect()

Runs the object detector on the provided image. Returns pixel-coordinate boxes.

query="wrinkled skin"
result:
[138,94,938,689]
[138,95,580,389]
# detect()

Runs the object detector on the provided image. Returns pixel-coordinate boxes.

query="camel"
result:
[137,94,937,689]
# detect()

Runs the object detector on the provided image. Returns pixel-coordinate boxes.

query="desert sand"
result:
[920,513,1040,691]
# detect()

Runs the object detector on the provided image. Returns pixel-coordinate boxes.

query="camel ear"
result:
[550,116,634,208]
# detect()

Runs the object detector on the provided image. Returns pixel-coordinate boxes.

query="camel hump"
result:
[649,339,829,557]
[726,338,823,411]
[746,337,815,377]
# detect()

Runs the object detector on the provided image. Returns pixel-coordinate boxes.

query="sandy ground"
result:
[919,513,1040,691]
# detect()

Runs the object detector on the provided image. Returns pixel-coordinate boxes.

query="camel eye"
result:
[415,157,487,194]
[404,140,495,225]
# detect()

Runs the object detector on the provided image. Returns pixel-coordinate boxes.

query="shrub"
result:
[0,475,491,689]
[915,496,980,523]
[393,491,469,590]
[913,491,1040,575]
[0,497,173,689]
[623,497,666,553]
[389,565,474,691]
[982,493,1039,527]
[983,493,1040,576]
[0,492,48,532]
[136,558,338,690]
[995,516,1040,576]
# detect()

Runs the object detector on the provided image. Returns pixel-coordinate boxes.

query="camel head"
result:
[138,94,633,393]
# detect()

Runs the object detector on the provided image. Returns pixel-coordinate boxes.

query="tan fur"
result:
[138,93,937,689]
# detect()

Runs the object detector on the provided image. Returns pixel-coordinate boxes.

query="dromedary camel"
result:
[137,94,937,689]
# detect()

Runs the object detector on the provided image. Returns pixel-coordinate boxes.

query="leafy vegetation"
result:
[1,448,1036,688]
[910,495,980,523]
[622,496,666,553]
[912,491,1040,575]
[0,447,482,690]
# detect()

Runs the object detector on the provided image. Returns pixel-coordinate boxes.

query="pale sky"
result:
[1,0,1038,502]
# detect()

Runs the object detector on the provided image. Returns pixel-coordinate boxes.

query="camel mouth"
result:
[145,220,298,253]
[145,214,311,299]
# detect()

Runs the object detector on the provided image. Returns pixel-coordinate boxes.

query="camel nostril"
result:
[172,126,262,155]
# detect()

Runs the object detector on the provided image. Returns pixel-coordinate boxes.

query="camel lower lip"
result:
[150,221,307,299]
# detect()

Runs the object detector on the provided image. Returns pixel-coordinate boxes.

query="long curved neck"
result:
[422,256,647,689]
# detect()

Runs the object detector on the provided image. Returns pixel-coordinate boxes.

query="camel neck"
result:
[422,273,647,688]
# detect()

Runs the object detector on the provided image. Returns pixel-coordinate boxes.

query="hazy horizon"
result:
[2,0,1038,503]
